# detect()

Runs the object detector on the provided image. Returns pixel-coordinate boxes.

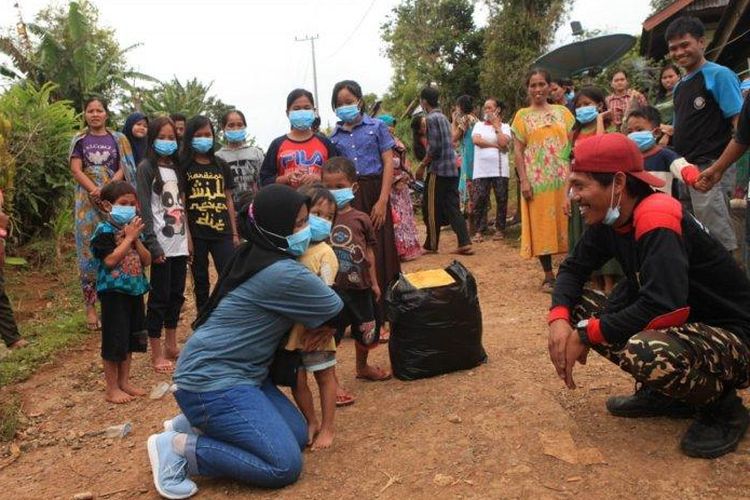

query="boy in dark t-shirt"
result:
[625,107,700,198]
[667,16,743,251]
[322,157,390,384]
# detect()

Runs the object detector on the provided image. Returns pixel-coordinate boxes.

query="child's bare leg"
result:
[291,368,318,445]
[149,337,173,374]
[164,328,180,360]
[103,359,132,404]
[355,342,390,380]
[311,366,336,450]
[119,354,145,397]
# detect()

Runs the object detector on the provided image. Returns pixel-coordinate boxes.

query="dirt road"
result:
[3,235,750,499]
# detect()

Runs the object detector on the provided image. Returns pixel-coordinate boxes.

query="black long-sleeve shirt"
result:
[551,192,750,346]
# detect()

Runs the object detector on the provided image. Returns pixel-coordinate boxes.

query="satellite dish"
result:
[534,34,637,79]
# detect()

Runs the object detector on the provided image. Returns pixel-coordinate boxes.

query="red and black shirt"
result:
[550,193,750,346]
[259,133,337,186]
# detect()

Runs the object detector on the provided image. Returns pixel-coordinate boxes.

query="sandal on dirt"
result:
[356,366,392,382]
[152,360,174,374]
[471,233,483,244]
[541,279,555,294]
[336,393,356,407]
[454,245,475,256]
[86,320,101,332]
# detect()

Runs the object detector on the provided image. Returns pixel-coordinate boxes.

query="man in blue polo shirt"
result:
[668,16,743,252]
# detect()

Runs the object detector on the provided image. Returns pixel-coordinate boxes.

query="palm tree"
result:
[141,77,234,126]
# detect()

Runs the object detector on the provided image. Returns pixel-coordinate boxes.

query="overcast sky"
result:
[1,0,652,146]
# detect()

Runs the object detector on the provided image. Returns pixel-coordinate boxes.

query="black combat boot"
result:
[606,383,695,418]
[680,390,749,459]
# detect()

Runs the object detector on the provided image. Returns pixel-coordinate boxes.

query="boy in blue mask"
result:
[625,106,700,198]
[91,180,151,404]
[285,184,341,450]
[322,157,391,390]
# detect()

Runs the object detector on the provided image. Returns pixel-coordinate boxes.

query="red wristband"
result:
[681,165,700,186]
[548,306,570,325]
[586,318,605,345]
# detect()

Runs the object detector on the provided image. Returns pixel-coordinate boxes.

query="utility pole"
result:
[295,35,320,109]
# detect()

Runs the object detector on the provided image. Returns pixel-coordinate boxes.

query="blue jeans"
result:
[174,379,307,488]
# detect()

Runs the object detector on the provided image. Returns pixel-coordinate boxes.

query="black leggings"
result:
[539,255,553,273]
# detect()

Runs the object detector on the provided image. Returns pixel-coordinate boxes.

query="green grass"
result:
[0,392,22,442]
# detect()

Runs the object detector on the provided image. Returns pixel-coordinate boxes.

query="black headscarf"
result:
[192,184,311,329]
[123,112,148,166]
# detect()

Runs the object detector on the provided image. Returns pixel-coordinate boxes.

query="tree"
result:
[650,0,675,14]
[479,0,571,113]
[140,77,235,129]
[0,1,158,111]
[380,0,484,114]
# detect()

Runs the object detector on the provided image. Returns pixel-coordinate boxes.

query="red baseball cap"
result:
[572,133,666,188]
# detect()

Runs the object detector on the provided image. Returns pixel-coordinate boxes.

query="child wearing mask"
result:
[625,106,700,197]
[216,110,265,205]
[181,115,239,314]
[322,157,391,392]
[136,116,189,374]
[285,184,340,450]
[90,180,151,403]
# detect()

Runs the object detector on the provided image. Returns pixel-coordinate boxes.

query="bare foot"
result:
[336,385,356,407]
[311,428,334,450]
[8,339,28,350]
[356,365,391,381]
[165,346,181,361]
[307,421,320,446]
[105,388,134,404]
[120,383,146,397]
[152,357,174,374]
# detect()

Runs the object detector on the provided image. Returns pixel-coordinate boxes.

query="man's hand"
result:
[695,164,722,193]
[563,332,588,389]
[302,325,336,351]
[123,216,144,241]
[548,319,573,382]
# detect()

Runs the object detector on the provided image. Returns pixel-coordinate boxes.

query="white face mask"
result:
[602,183,622,226]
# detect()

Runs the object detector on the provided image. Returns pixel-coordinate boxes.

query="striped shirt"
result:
[425,109,457,177]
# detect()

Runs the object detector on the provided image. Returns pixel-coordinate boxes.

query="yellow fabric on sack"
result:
[403,269,455,289]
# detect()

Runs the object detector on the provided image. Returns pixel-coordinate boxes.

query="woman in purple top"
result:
[69,97,137,331]
[329,80,401,332]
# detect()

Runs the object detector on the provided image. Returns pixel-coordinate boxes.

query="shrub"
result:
[0,82,79,244]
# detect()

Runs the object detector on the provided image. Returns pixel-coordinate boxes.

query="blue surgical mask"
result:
[309,214,332,241]
[225,128,247,143]
[335,104,360,123]
[575,105,598,124]
[289,109,316,130]
[153,139,178,156]
[330,188,355,208]
[628,131,656,152]
[603,185,622,226]
[284,226,312,256]
[191,137,213,153]
[111,204,136,225]
[566,90,575,102]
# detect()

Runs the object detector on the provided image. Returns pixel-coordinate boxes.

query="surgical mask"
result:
[225,128,247,143]
[289,109,316,130]
[628,131,656,152]
[335,104,360,123]
[111,204,136,225]
[284,226,312,256]
[191,137,213,153]
[603,184,622,226]
[575,105,598,124]
[330,188,355,208]
[566,90,575,102]
[309,214,332,242]
[153,139,178,156]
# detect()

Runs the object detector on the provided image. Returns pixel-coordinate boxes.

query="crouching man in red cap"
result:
[548,133,750,458]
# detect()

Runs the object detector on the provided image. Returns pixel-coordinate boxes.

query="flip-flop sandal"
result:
[453,246,475,256]
[153,361,174,374]
[336,394,356,407]
[86,321,101,332]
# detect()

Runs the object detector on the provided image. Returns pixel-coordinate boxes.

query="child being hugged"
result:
[625,106,700,197]
[285,184,340,450]
[322,157,391,399]
[181,115,240,314]
[90,180,151,403]
[136,116,189,374]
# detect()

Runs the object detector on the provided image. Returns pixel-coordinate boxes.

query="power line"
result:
[325,0,377,60]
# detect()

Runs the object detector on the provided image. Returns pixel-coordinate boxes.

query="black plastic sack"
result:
[385,261,486,381]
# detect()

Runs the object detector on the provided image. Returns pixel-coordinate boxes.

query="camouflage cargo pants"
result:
[573,289,750,405]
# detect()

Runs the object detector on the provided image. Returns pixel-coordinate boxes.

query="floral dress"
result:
[511,105,574,259]
[390,138,422,261]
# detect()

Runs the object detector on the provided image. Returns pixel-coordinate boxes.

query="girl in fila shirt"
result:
[137,116,189,373]
[259,89,337,188]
